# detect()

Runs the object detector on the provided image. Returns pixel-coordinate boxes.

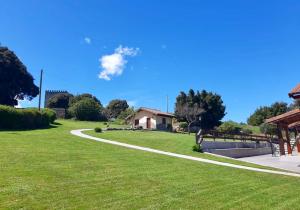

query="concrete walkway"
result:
[71,129,300,178]
[239,154,300,173]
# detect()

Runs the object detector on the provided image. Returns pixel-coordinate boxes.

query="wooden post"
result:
[277,124,285,156]
[296,129,300,154]
[285,126,292,155]
[38,69,43,111]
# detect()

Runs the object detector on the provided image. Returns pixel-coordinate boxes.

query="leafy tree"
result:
[70,93,102,108]
[217,121,242,134]
[46,93,73,109]
[289,100,300,110]
[117,107,135,120]
[176,102,204,134]
[247,106,271,126]
[0,46,39,106]
[271,102,289,116]
[247,102,288,126]
[260,123,277,138]
[68,98,106,121]
[106,99,129,119]
[175,89,226,133]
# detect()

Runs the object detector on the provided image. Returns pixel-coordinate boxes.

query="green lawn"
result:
[86,129,279,170]
[1,120,300,209]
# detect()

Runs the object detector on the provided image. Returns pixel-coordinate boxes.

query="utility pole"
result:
[166,95,169,113]
[38,69,43,111]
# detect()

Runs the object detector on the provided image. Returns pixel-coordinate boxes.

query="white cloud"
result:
[99,45,139,81]
[84,37,91,44]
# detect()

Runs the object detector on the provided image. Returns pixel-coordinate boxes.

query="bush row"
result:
[0,105,56,130]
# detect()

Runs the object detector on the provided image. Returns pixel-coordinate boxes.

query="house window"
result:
[162,118,166,125]
[134,119,139,126]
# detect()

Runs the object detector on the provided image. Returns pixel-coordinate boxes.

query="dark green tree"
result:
[0,46,39,106]
[175,89,226,132]
[70,93,102,108]
[106,99,129,119]
[247,102,288,126]
[46,93,73,109]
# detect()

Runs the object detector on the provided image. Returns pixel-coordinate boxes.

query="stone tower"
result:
[44,90,68,108]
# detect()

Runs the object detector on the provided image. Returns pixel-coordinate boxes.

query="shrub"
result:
[114,118,125,125]
[192,144,203,152]
[94,127,102,133]
[217,121,241,134]
[179,122,188,130]
[241,128,253,135]
[42,108,57,123]
[68,98,106,121]
[0,105,56,130]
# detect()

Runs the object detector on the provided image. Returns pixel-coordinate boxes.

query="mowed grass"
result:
[86,130,280,170]
[0,120,300,209]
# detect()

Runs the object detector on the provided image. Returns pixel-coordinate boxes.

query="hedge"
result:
[0,105,56,130]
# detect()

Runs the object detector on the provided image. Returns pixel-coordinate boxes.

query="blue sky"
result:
[1,0,299,122]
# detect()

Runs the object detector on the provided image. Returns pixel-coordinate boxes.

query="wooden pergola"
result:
[266,109,300,155]
[265,83,300,156]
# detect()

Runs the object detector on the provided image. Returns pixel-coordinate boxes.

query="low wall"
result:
[202,141,271,149]
[206,147,272,158]
[202,141,272,158]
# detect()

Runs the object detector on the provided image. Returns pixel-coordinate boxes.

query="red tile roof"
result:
[289,83,300,98]
[137,107,175,117]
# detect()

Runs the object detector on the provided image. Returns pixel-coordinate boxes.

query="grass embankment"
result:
[1,120,300,209]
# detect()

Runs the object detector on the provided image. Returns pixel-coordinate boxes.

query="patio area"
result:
[239,154,300,173]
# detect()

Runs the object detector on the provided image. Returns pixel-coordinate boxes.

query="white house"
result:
[127,107,174,130]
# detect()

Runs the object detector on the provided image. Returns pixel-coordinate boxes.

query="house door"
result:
[146,118,151,129]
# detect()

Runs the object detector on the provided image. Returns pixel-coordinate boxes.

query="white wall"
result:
[156,115,172,125]
[133,110,156,129]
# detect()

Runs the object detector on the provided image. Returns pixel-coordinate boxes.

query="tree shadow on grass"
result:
[0,122,61,132]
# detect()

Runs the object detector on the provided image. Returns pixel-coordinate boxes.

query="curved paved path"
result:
[71,129,300,178]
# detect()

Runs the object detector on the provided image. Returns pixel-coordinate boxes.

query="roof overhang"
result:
[137,107,175,118]
[289,84,300,99]
[265,109,300,126]
[288,121,300,129]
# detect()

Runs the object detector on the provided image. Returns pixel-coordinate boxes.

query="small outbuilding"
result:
[127,107,174,130]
